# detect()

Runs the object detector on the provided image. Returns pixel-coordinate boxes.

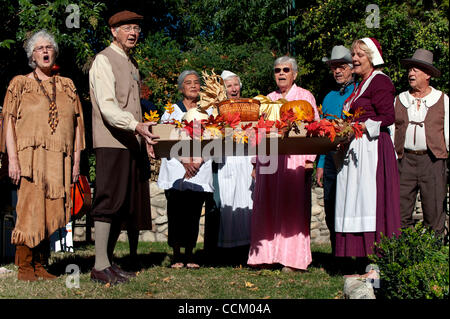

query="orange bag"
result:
[70,175,92,221]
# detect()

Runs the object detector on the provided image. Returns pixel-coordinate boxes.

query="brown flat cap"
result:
[108,10,143,27]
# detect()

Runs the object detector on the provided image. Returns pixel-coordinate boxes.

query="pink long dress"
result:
[247,84,319,270]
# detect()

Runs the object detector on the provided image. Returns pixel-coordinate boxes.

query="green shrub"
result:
[369,223,449,299]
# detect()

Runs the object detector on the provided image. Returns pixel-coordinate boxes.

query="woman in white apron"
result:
[334,38,401,274]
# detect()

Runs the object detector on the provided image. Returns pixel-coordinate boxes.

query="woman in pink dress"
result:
[247,56,319,272]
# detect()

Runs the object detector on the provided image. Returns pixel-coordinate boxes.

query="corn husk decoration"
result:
[253,95,288,122]
[198,69,227,115]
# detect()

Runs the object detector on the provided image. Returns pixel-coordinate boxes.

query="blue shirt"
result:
[317,83,356,168]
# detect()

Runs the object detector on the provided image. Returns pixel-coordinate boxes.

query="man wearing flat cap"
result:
[391,49,449,238]
[316,45,356,254]
[89,10,159,284]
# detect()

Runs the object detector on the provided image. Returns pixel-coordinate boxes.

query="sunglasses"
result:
[274,67,291,74]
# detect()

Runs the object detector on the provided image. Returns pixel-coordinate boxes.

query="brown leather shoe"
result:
[111,264,136,278]
[16,245,38,282]
[90,267,128,285]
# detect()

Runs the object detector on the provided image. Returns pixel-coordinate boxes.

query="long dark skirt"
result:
[335,132,401,257]
[165,189,208,249]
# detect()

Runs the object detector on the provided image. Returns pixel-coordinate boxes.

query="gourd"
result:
[183,107,210,122]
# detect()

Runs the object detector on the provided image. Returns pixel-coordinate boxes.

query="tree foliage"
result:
[291,0,449,100]
[1,0,448,114]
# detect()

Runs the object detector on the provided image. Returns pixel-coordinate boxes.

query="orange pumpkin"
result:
[280,100,315,122]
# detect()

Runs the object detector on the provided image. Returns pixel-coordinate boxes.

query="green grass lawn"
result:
[0,241,347,299]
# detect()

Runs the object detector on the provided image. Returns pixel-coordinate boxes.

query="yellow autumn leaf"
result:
[204,126,223,138]
[143,110,160,123]
[245,281,255,288]
[342,110,352,118]
[164,101,175,115]
[173,119,182,128]
[233,131,249,144]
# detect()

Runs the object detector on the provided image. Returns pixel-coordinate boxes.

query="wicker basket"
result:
[217,98,261,121]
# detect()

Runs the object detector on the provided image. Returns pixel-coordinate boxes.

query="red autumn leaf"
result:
[249,129,264,147]
[275,120,288,130]
[182,120,203,139]
[280,108,296,123]
[214,114,225,124]
[353,106,365,120]
[182,120,194,138]
[305,119,337,142]
[323,123,337,142]
[204,115,217,126]
[241,123,252,130]
[224,112,241,129]
[352,122,364,139]
[255,116,275,133]
[305,121,320,136]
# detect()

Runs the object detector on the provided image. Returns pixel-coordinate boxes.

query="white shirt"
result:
[89,43,139,132]
[390,87,449,151]
[157,103,214,192]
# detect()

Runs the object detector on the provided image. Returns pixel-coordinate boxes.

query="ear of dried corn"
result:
[198,69,227,113]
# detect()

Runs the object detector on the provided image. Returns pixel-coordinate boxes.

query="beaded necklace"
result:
[33,70,58,134]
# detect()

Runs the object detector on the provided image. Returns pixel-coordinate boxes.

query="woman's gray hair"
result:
[177,70,200,91]
[274,56,298,73]
[24,30,59,69]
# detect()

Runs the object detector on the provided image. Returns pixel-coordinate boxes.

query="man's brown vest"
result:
[394,91,447,159]
[90,45,142,151]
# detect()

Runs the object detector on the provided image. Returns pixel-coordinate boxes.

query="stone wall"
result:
[74,181,331,244]
[73,182,448,244]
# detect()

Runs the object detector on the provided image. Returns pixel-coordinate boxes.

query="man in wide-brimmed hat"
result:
[391,48,449,237]
[89,10,159,284]
[316,45,357,254]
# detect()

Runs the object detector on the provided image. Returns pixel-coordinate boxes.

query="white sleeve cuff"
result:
[129,119,139,132]
[365,118,381,138]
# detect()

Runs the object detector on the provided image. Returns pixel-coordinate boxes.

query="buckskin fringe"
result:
[16,136,73,154]
[21,167,66,199]
[11,229,44,249]
[11,213,69,249]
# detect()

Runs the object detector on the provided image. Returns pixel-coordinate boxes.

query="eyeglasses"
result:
[330,65,349,71]
[274,67,291,74]
[120,26,141,33]
[33,45,55,52]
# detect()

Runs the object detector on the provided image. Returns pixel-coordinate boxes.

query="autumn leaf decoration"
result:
[164,101,175,115]
[158,98,366,146]
[143,110,160,123]
[305,106,365,142]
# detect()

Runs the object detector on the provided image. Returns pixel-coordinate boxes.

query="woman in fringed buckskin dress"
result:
[1,30,85,281]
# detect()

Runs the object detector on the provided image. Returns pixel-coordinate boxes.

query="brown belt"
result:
[404,149,428,155]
